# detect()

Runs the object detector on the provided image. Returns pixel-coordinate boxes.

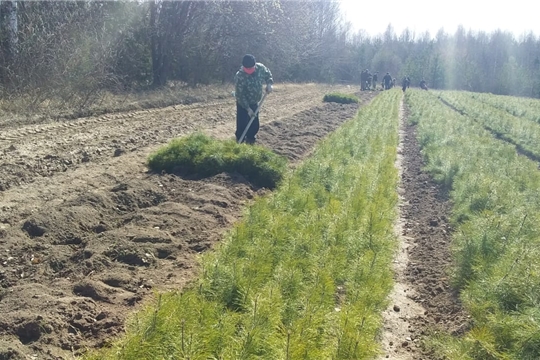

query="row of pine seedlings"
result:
[466,91,540,123]
[88,90,402,359]
[406,89,540,360]
[437,90,540,160]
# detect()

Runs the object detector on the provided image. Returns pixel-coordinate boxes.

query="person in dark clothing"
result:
[372,72,378,90]
[383,72,392,90]
[234,54,273,144]
[361,69,370,91]
[402,76,410,92]
[420,79,428,90]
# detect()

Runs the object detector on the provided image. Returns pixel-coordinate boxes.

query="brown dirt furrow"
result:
[378,99,469,360]
[378,98,426,360]
[258,101,361,161]
[0,88,375,359]
[394,106,469,359]
[0,84,352,192]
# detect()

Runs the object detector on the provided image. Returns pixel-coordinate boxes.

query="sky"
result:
[339,0,540,39]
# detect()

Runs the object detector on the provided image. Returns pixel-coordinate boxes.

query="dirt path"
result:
[0,84,375,359]
[378,100,469,359]
[378,99,426,359]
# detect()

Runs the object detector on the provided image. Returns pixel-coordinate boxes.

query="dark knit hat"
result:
[242,54,256,68]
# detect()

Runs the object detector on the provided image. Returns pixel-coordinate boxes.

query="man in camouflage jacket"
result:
[234,54,273,144]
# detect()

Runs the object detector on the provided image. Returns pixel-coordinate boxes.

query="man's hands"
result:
[246,86,271,118]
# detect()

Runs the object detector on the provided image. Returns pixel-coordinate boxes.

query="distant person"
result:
[392,78,396,88]
[234,54,273,144]
[420,79,428,90]
[372,72,378,90]
[402,76,410,92]
[361,69,370,91]
[383,72,392,90]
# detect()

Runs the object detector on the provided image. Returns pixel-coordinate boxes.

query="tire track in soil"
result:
[379,100,469,359]
[0,89,375,359]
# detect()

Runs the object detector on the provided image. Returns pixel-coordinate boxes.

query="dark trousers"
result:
[236,103,259,144]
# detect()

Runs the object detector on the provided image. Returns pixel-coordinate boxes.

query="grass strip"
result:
[436,91,540,161]
[147,133,288,189]
[406,89,540,360]
[87,89,402,360]
[323,92,359,104]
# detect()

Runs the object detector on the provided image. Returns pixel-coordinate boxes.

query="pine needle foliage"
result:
[406,89,540,360]
[438,91,540,161]
[322,92,359,104]
[147,133,287,189]
[86,90,403,360]
[467,91,540,124]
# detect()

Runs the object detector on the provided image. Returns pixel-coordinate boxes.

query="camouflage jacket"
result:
[234,63,273,110]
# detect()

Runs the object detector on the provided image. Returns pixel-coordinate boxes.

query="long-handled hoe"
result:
[237,92,268,144]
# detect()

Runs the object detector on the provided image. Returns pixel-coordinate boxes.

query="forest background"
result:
[1,0,539,113]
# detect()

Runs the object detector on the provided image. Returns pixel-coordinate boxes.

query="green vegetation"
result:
[407,89,540,359]
[437,91,540,160]
[88,90,402,360]
[147,133,288,189]
[3,1,540,124]
[4,2,540,123]
[323,92,359,104]
[468,92,540,124]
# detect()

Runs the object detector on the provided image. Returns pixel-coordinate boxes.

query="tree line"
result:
[0,0,539,111]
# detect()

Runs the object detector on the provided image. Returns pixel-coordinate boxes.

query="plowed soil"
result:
[400,118,469,358]
[0,84,375,359]
[378,103,469,359]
